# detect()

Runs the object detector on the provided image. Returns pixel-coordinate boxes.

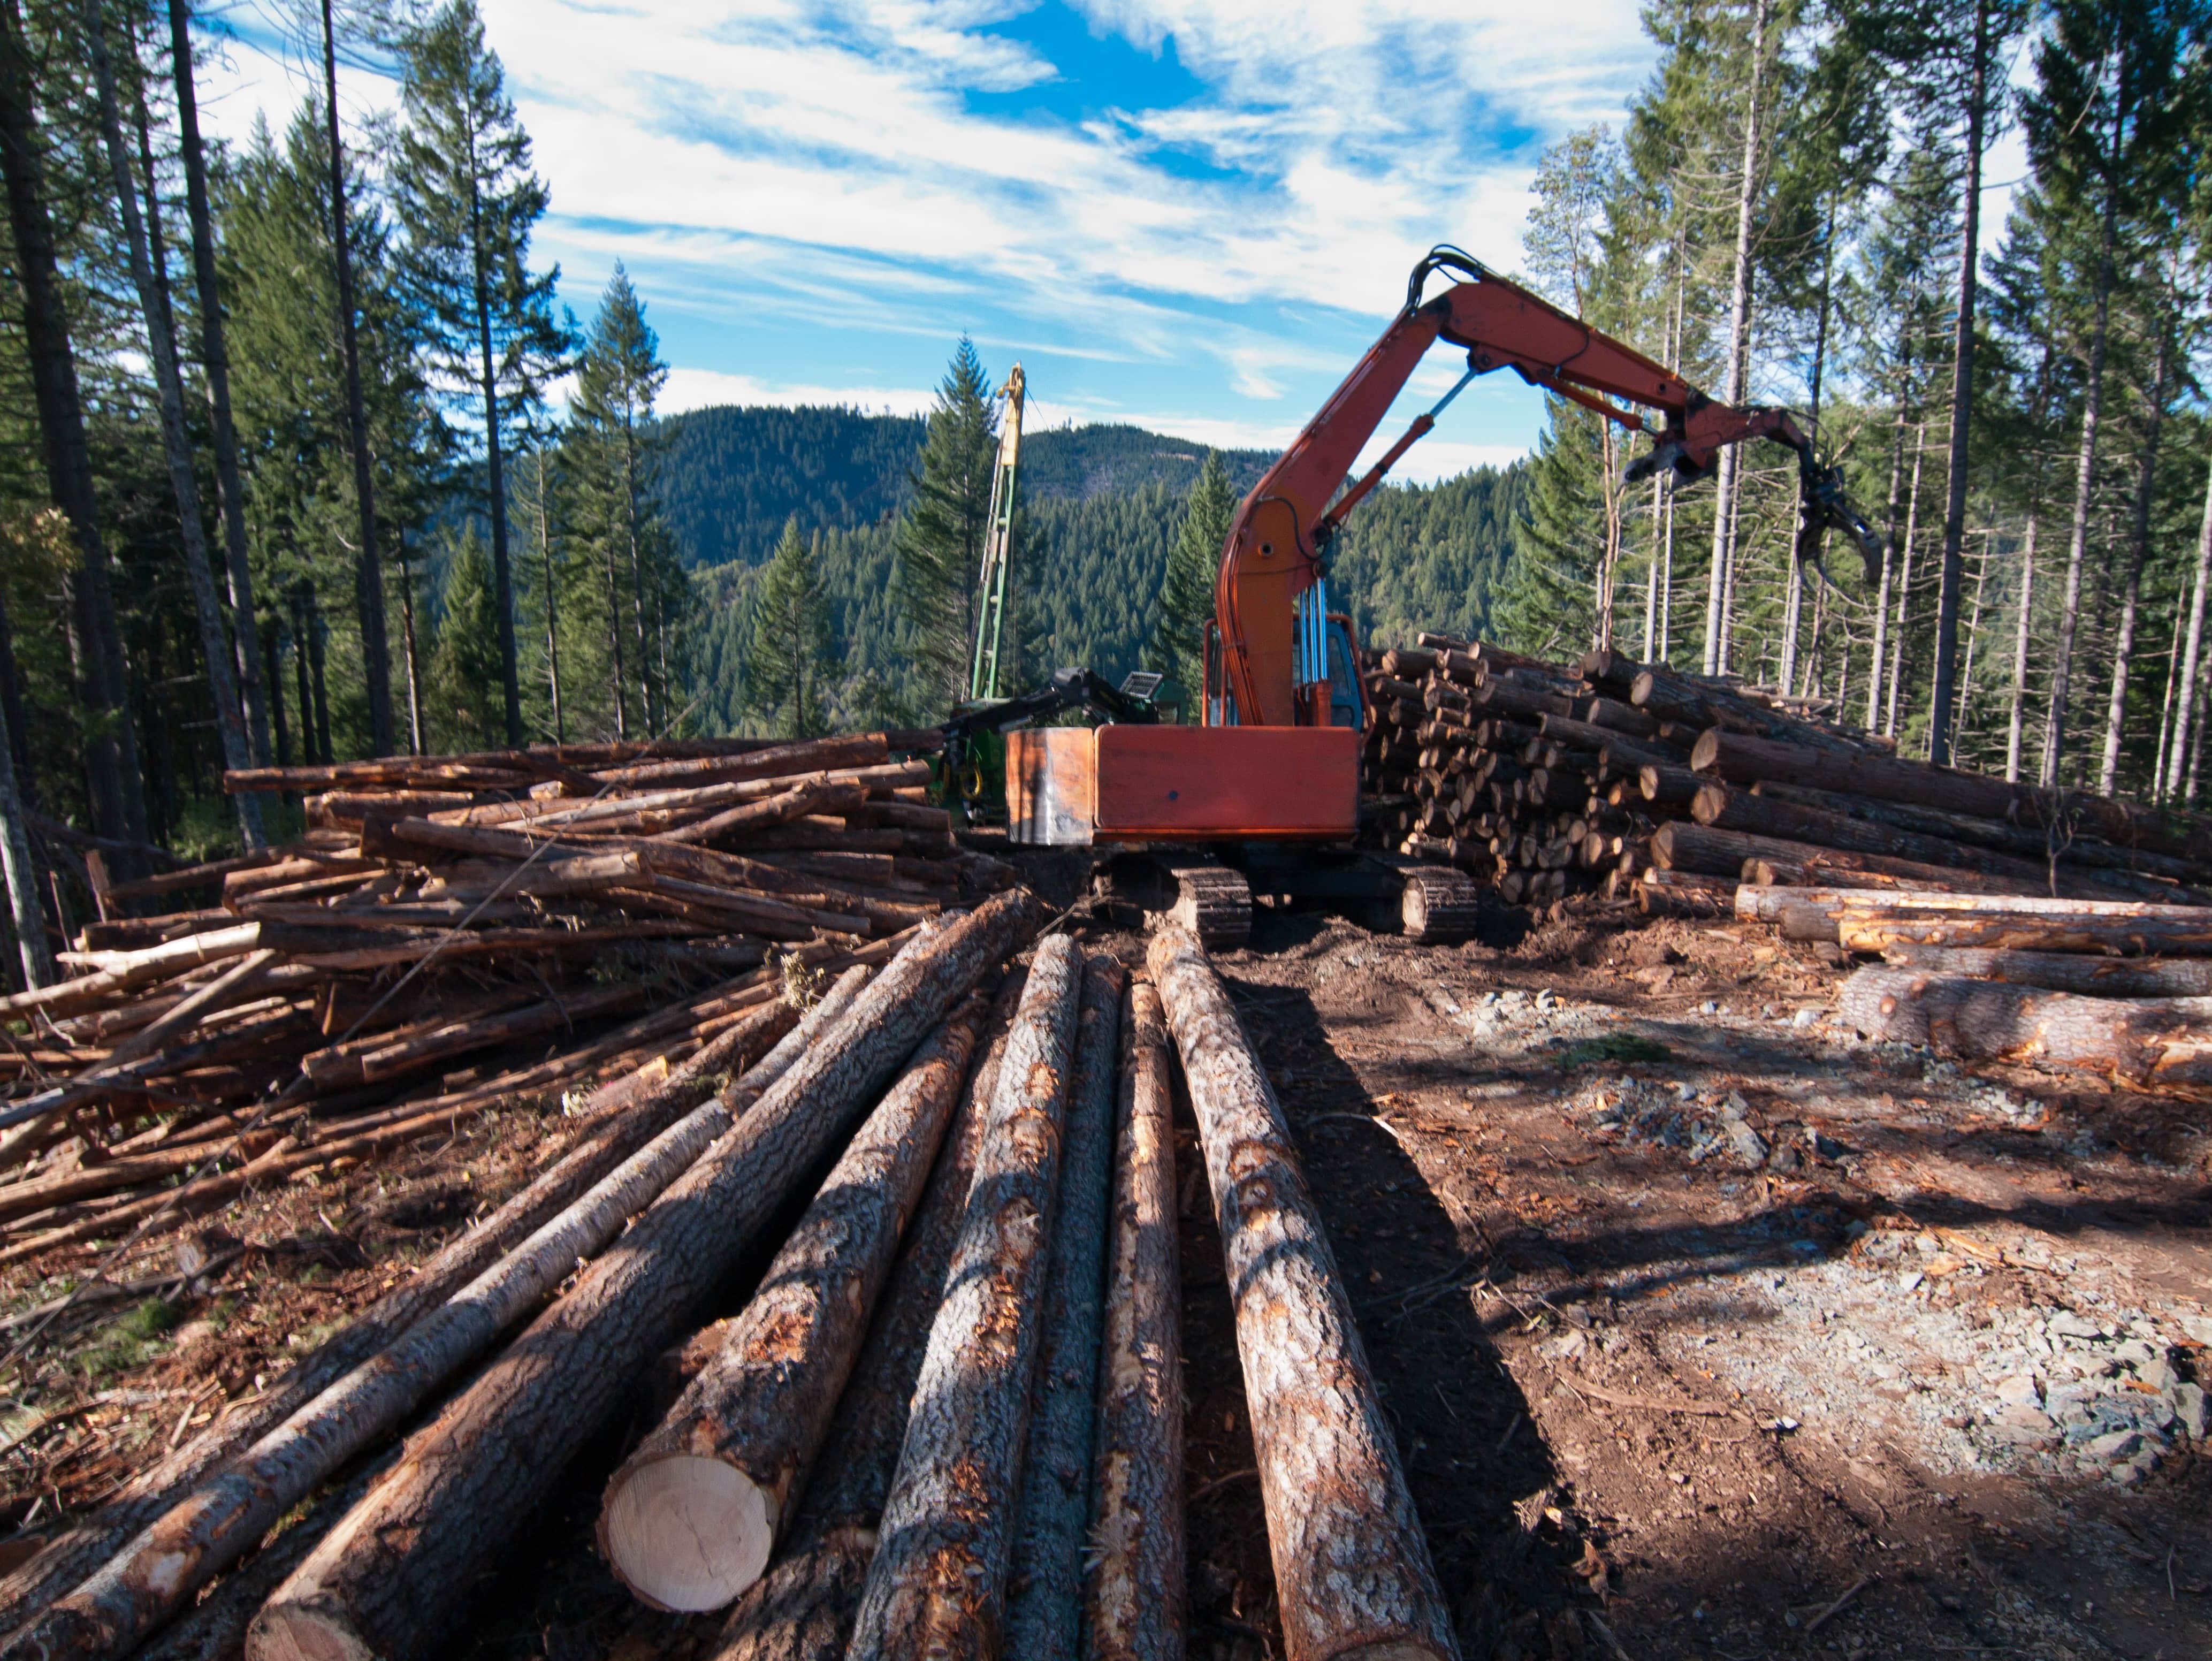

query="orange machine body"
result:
[1005,724,1360,846]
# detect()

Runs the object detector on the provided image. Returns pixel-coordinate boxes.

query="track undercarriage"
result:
[1093,845,1483,951]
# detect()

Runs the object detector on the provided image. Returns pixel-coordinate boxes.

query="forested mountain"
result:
[654,405,1275,570]
[674,401,1525,730]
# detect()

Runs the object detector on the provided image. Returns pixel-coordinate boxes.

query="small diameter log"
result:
[0,992,805,1638]
[1003,953,1127,1660]
[1635,870,1736,918]
[1877,945,2212,997]
[1084,976,1185,1661]
[1638,763,1702,807]
[1836,911,2212,957]
[844,934,1085,1661]
[664,780,869,846]
[710,978,1027,1661]
[1145,925,1455,1661]
[596,994,992,1612]
[1835,967,2212,1086]
[248,892,1036,1661]
[10,1073,759,1660]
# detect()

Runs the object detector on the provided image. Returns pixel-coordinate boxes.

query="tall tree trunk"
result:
[306,588,333,765]
[1955,531,1987,748]
[2097,288,2171,797]
[1642,474,1661,661]
[263,622,290,768]
[536,451,563,742]
[2168,458,2212,799]
[169,0,269,768]
[1885,423,1926,738]
[2043,57,2127,788]
[0,0,144,851]
[2005,515,2036,782]
[0,677,50,989]
[85,0,265,847]
[0,592,33,805]
[467,151,525,748]
[1866,382,1911,730]
[2150,597,2183,804]
[604,540,629,741]
[625,416,655,734]
[1926,0,1989,765]
[290,588,317,766]
[1782,188,1837,695]
[1704,0,1767,678]
[321,0,392,757]
[395,536,424,755]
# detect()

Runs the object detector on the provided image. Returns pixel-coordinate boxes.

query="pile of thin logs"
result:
[0,732,1020,1264]
[1359,635,2212,920]
[1737,885,2212,1088]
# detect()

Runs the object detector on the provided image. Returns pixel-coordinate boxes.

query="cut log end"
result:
[601,1453,775,1612]
[244,1602,379,1661]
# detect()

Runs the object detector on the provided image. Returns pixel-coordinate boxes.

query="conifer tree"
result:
[744,518,829,738]
[896,338,996,712]
[568,264,685,736]
[1496,402,1606,658]
[1145,449,1232,713]
[426,525,505,748]
[393,0,566,747]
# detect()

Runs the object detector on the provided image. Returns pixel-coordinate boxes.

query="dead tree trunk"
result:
[1836,966,2212,1086]
[709,978,1026,1661]
[1003,954,1127,1660]
[1084,974,1185,1661]
[14,1077,753,1658]
[596,994,991,1612]
[247,895,1034,1661]
[1836,910,2212,957]
[1145,924,1456,1661]
[844,935,1085,1661]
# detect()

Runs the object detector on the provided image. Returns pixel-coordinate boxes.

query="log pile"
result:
[1356,634,2212,920]
[0,732,1020,1263]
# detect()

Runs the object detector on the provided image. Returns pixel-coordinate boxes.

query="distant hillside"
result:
[654,404,1275,570]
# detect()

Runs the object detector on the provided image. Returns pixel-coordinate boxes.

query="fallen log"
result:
[1084,975,1185,1661]
[1690,727,2208,865]
[663,780,868,845]
[247,892,1036,1661]
[1876,945,2212,997]
[0,995,805,1634]
[844,934,1085,1661]
[1835,967,2212,1086]
[708,978,1026,1661]
[1635,869,1736,918]
[7,1055,765,1660]
[1733,885,2212,922]
[1652,820,2046,895]
[1836,910,2212,956]
[1146,924,1455,1661]
[596,994,993,1612]
[1004,953,1127,1660]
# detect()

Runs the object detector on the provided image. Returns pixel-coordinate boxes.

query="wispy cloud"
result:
[190,1,1658,467]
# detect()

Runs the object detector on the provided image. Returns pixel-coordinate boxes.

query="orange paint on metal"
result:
[1092,726,1357,840]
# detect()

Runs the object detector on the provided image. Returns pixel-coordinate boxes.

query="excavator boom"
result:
[1211,246,1880,729]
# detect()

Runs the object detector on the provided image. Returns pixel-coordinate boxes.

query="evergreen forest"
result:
[1,0,2208,925]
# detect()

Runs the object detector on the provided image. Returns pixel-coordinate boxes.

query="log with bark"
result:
[595,992,993,1612]
[843,934,1085,1661]
[1145,924,1456,1661]
[1084,974,1185,1661]
[1836,966,2212,1086]
[245,893,1035,1661]
[1875,945,2212,997]
[708,976,1027,1661]
[1003,952,1127,1660]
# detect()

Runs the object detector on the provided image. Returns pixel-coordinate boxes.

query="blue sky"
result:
[196,2,1663,478]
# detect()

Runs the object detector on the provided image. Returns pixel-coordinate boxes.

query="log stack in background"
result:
[1356,633,2212,920]
[0,732,1022,1264]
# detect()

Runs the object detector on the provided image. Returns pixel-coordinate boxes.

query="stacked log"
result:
[1356,634,2212,920]
[0,730,1017,1263]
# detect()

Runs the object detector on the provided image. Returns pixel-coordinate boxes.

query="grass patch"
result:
[1554,1033,1673,1070]
[81,1297,180,1379]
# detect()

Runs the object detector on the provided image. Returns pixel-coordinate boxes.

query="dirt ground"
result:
[2,881,2208,1661]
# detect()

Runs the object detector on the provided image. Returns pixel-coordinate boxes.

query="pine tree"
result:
[568,263,685,737]
[393,0,566,747]
[896,338,996,712]
[1145,449,1231,713]
[1496,401,1606,658]
[426,525,505,748]
[744,518,829,738]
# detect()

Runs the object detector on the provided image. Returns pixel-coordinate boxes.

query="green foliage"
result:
[82,1297,180,1380]
[1146,450,1233,711]
[1496,402,1607,658]
[744,519,832,738]
[426,526,505,748]
[895,340,1000,713]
